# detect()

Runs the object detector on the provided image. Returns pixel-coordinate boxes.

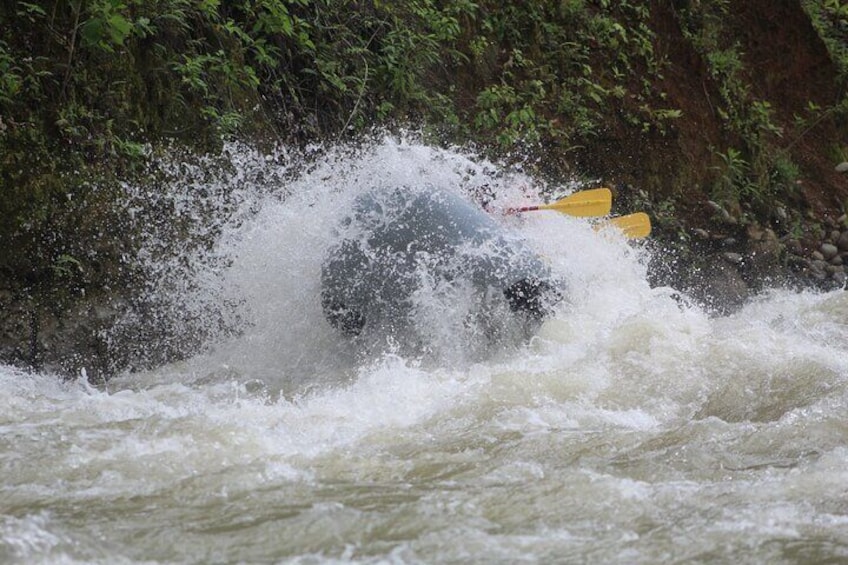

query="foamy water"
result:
[2,138,847,564]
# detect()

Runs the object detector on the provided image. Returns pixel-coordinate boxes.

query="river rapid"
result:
[2,139,848,564]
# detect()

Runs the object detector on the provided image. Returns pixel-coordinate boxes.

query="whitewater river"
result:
[3,139,848,564]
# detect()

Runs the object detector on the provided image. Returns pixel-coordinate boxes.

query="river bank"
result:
[2,1,847,380]
[0,141,846,383]
[2,143,848,563]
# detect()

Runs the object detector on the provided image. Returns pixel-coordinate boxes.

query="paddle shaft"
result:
[513,205,543,213]
[506,188,612,217]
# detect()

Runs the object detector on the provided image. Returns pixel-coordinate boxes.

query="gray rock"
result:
[811,259,828,273]
[821,243,839,260]
[837,231,848,252]
[812,251,825,261]
[751,229,781,257]
[785,239,803,255]
[693,228,710,239]
[831,255,844,266]
[787,255,810,269]
[722,252,744,265]
[706,201,737,225]
[835,161,848,173]
[686,257,750,315]
[707,200,725,213]
[747,225,766,241]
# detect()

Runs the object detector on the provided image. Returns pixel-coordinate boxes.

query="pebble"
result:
[836,162,848,173]
[812,251,825,261]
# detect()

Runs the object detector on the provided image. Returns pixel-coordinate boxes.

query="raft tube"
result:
[321,186,562,340]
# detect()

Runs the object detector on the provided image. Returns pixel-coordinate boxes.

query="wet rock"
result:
[813,272,828,282]
[744,229,783,289]
[787,255,810,270]
[722,252,744,265]
[751,229,780,253]
[825,216,839,230]
[664,249,753,317]
[747,225,766,241]
[706,200,724,214]
[807,261,829,281]
[821,243,839,260]
[784,239,803,255]
[686,257,750,315]
[707,201,737,225]
[837,231,848,252]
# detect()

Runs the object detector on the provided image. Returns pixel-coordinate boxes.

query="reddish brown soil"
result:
[576,0,848,226]
[729,0,848,215]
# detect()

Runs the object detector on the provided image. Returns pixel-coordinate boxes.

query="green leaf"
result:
[107,14,132,46]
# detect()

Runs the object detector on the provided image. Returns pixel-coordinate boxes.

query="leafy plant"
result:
[711,147,753,205]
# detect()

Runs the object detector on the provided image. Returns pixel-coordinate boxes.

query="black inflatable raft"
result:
[321,186,562,341]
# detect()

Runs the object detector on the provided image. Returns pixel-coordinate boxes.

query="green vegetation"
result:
[665,0,847,228]
[677,4,790,213]
[2,0,847,299]
[0,0,675,293]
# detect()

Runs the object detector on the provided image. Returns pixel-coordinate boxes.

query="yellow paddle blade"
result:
[598,212,652,239]
[538,187,612,217]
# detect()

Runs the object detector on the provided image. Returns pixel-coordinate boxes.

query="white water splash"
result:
[2,137,848,564]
